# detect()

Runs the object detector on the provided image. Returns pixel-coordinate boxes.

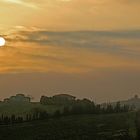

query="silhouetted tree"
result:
[11,115,16,123]
[106,104,114,113]
[135,111,140,140]
[63,106,70,115]
[54,110,61,117]
[114,102,121,113]
[39,111,48,120]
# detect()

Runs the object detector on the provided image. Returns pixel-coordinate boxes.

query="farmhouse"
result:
[4,94,31,103]
[53,94,76,101]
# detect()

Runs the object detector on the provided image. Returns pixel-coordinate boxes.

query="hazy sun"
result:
[0,37,6,47]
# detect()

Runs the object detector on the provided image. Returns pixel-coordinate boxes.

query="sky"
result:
[0,0,140,102]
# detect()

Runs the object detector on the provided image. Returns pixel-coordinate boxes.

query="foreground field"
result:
[0,112,136,140]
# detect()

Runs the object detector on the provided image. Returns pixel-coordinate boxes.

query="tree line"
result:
[0,100,131,125]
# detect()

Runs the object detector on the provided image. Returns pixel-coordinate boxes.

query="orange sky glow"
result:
[0,0,140,102]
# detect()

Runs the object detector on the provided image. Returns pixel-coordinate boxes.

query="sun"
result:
[0,37,6,47]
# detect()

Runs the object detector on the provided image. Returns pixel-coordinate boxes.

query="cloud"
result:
[116,0,140,4]
[0,0,140,31]
[0,28,138,74]
[7,29,140,55]
[2,0,38,9]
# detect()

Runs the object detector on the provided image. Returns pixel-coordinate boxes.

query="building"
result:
[53,94,76,101]
[4,94,31,103]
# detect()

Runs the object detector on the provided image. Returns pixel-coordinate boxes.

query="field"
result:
[0,112,137,140]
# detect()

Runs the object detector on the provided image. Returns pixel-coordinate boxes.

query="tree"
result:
[135,111,140,139]
[63,106,70,115]
[54,110,61,117]
[106,104,114,113]
[39,111,48,120]
[114,102,121,113]
[11,115,16,123]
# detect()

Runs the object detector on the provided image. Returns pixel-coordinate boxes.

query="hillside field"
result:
[0,112,136,140]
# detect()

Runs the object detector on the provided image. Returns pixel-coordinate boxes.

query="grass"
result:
[0,112,137,140]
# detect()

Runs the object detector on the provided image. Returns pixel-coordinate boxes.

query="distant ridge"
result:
[102,95,140,110]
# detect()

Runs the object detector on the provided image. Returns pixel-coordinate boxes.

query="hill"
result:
[0,112,136,140]
[102,95,140,110]
[120,95,140,109]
